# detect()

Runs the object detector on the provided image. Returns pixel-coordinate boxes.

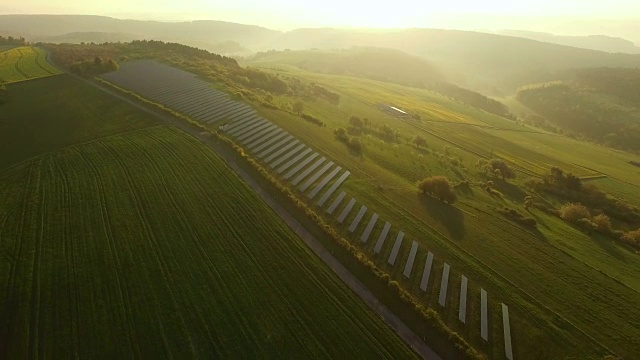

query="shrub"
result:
[621,228,640,249]
[577,218,598,233]
[412,135,427,148]
[292,100,304,114]
[301,113,325,126]
[592,214,612,233]
[334,127,349,142]
[349,115,364,128]
[559,203,591,223]
[486,159,516,180]
[417,176,457,203]
[346,137,363,153]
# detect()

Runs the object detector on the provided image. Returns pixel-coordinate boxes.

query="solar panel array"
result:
[102,60,257,125]
[103,60,514,356]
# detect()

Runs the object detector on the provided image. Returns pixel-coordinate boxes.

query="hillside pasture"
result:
[236,65,640,358]
[0,46,60,84]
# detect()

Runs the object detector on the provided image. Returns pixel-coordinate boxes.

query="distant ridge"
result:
[497,30,640,54]
[3,15,640,93]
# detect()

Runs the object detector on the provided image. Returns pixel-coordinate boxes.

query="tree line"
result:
[0,35,26,46]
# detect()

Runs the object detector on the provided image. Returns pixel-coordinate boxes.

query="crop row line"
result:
[33,48,54,75]
[13,48,30,79]
[101,139,199,354]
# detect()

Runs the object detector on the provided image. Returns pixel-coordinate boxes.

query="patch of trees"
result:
[334,127,362,153]
[475,158,515,181]
[69,56,119,76]
[526,167,640,225]
[0,35,26,46]
[432,82,515,119]
[237,67,289,94]
[128,40,239,67]
[285,77,340,103]
[311,83,340,103]
[417,176,457,204]
[557,202,640,250]
[516,81,640,151]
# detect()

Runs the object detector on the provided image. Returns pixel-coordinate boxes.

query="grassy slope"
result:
[240,62,640,358]
[0,46,60,84]
[0,74,156,171]
[0,77,417,358]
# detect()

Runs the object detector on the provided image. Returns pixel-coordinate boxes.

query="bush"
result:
[301,113,325,126]
[334,127,349,142]
[412,135,427,148]
[592,214,612,233]
[417,176,457,203]
[346,137,363,153]
[621,228,640,249]
[577,218,598,233]
[486,159,516,180]
[559,203,591,223]
[349,115,364,128]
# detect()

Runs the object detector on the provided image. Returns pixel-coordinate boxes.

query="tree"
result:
[487,159,515,180]
[349,115,364,129]
[592,214,611,233]
[524,195,534,210]
[333,127,349,142]
[292,101,304,115]
[347,137,363,153]
[475,158,488,170]
[559,203,591,223]
[417,176,457,203]
[363,118,370,127]
[412,135,427,148]
[380,123,397,141]
[621,228,640,249]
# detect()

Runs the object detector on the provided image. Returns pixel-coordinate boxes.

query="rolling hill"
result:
[497,30,640,54]
[0,15,281,54]
[4,15,640,95]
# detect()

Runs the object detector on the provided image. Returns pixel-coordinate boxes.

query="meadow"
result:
[237,60,640,358]
[0,74,156,171]
[0,46,60,84]
[0,75,418,358]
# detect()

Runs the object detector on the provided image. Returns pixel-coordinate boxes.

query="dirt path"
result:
[82,76,441,360]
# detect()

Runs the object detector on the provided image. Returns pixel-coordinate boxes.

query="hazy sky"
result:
[2,0,640,34]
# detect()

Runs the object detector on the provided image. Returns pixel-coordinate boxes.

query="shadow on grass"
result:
[417,193,466,241]
[589,231,626,260]
[493,178,528,203]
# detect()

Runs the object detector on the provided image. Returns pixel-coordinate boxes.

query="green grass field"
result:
[1,74,156,171]
[0,46,61,84]
[236,61,640,358]
[0,76,417,358]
